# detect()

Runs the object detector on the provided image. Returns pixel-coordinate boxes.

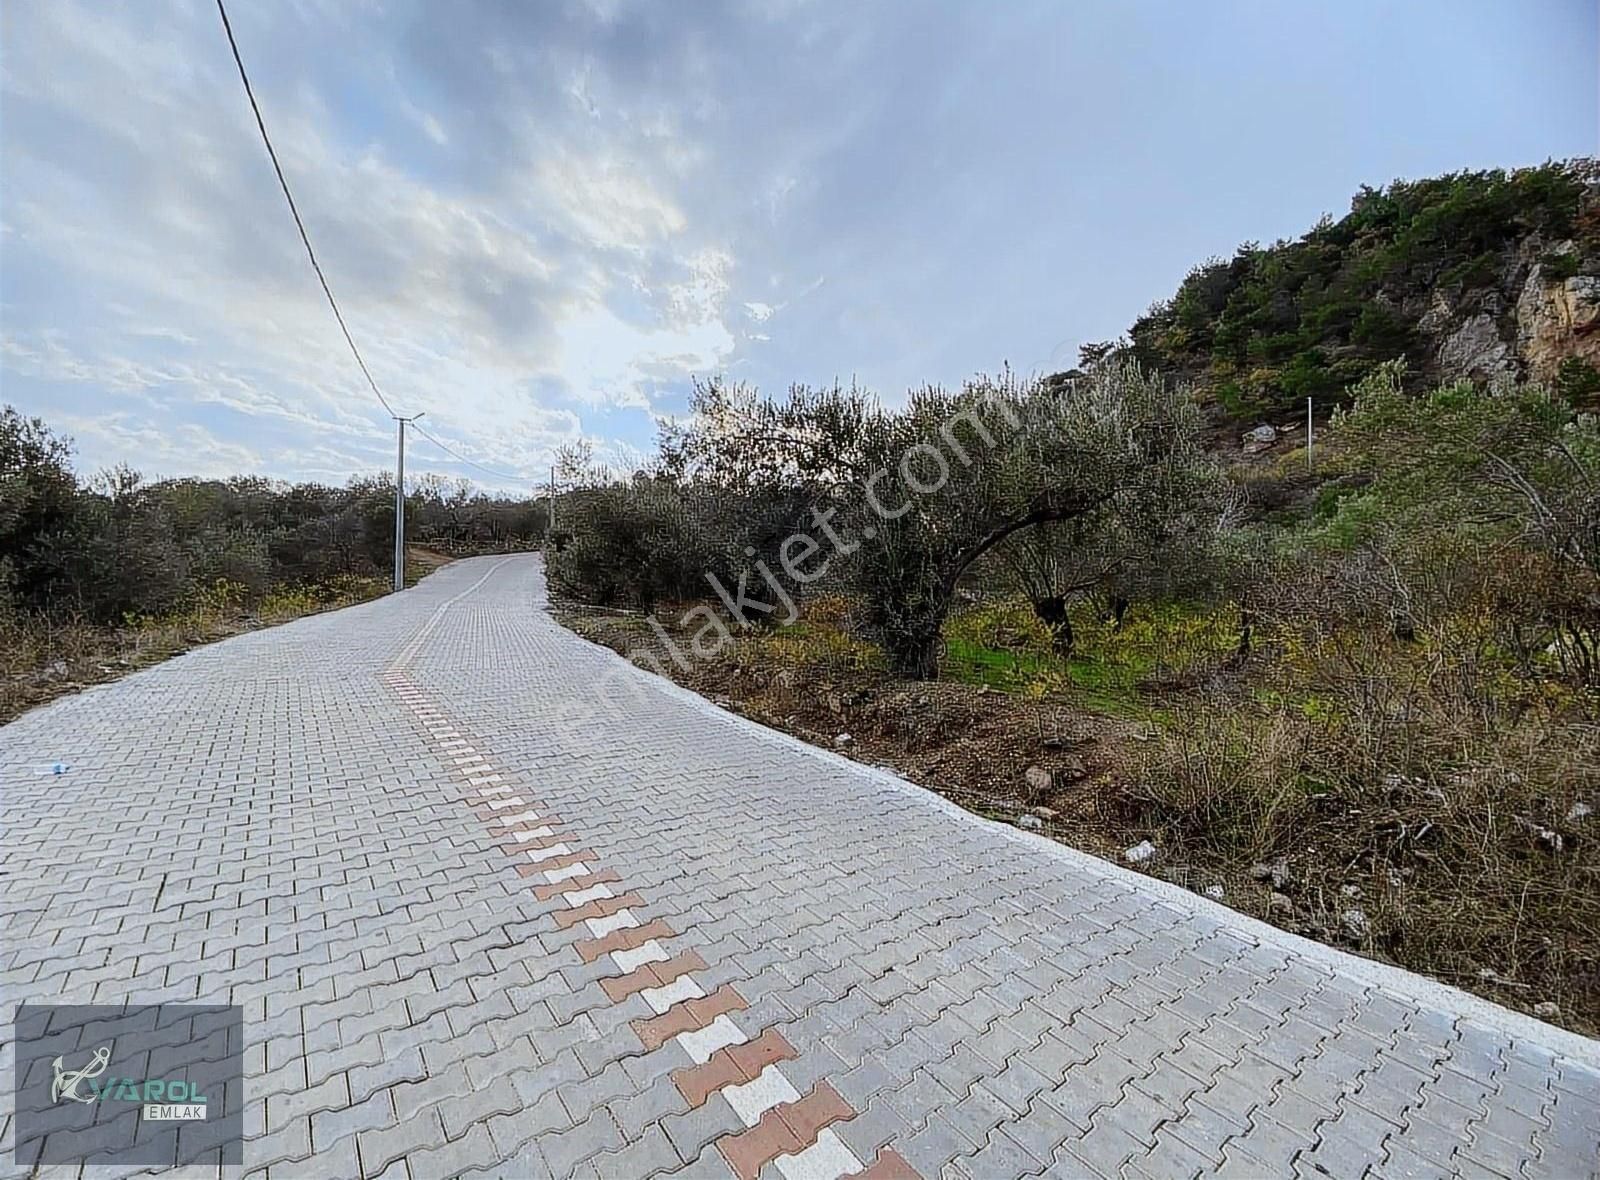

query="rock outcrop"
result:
[1437,313,1519,384]
[1517,263,1600,381]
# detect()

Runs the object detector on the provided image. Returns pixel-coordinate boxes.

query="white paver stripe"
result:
[474,784,514,797]
[542,861,589,883]
[677,1014,746,1063]
[642,975,704,1014]
[610,940,669,974]
[723,1064,802,1127]
[508,826,556,843]
[482,797,526,811]
[586,910,638,937]
[467,774,504,786]
[523,843,572,864]
[563,883,613,906]
[772,1129,863,1180]
[453,755,486,766]
[498,810,542,827]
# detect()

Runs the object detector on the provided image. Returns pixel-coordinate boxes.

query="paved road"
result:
[3,554,1598,1180]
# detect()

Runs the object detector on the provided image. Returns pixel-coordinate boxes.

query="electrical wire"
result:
[411,422,531,483]
[218,0,540,489]
[216,0,403,419]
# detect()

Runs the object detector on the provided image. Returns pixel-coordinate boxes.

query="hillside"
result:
[546,161,1600,1031]
[1101,160,1600,429]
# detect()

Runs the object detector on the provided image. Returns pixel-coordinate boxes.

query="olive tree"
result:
[676,363,1207,677]
[984,452,1233,654]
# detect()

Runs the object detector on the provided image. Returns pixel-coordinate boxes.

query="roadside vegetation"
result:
[0,407,544,721]
[549,164,1600,1032]
[9,163,1599,1031]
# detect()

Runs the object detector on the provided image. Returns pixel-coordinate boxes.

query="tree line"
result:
[547,359,1600,691]
[0,406,545,624]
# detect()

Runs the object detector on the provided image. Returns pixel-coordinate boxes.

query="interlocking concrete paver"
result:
[4,554,1599,1178]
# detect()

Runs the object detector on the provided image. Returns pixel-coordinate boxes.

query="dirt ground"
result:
[560,604,1600,1036]
[565,611,1230,903]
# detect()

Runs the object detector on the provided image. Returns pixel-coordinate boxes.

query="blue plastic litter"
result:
[33,762,70,776]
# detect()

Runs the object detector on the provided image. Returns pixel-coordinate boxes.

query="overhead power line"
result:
[217,0,537,492]
[216,0,399,419]
[412,422,528,483]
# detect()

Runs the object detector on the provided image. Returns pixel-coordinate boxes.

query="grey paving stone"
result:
[487,1089,573,1159]
[541,1108,625,1178]
[311,1090,398,1152]
[3,553,1595,1180]
[407,1122,500,1180]
[661,1095,746,1164]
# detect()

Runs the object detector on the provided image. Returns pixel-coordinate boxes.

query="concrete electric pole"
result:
[393,412,425,591]
[1306,396,1314,471]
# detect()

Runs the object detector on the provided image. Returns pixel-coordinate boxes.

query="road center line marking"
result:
[587,910,638,937]
[643,976,705,1014]
[677,1014,746,1063]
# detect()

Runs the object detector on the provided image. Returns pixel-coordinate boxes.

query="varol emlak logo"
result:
[51,1045,208,1120]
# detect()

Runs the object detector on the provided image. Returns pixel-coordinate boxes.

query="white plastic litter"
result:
[1124,840,1158,864]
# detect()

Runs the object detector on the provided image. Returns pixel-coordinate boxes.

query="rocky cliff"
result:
[1103,160,1600,423]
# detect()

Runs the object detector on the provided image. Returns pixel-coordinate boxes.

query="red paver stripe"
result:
[551,894,645,928]
[601,951,708,1002]
[633,983,748,1050]
[491,832,567,852]
[512,850,597,877]
[718,1112,805,1180]
[531,869,621,899]
[573,918,676,963]
[776,1082,852,1142]
[717,1083,853,1180]
[673,1027,799,1106]
[478,807,558,828]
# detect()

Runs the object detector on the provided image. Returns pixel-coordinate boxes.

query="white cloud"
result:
[0,0,749,484]
[53,412,265,480]
[7,0,1576,491]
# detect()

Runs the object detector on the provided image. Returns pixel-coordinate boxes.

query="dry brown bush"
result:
[1123,634,1600,1029]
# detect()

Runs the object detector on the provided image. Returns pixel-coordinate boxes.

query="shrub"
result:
[0,403,540,629]
[1556,357,1600,408]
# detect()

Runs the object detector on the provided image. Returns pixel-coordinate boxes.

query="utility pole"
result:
[1306,396,1314,471]
[393,412,425,591]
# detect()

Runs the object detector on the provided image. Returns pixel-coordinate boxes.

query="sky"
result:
[2,0,1596,494]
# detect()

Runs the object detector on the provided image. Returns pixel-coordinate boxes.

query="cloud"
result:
[0,0,757,483]
[2,0,1592,489]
